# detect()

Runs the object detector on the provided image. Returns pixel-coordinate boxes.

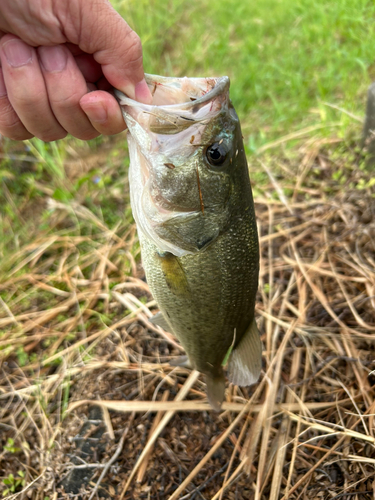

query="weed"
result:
[16,346,29,367]
[4,438,21,454]
[2,471,25,496]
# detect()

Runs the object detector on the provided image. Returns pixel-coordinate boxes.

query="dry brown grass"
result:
[0,134,374,499]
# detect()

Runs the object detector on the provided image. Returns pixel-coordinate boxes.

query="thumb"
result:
[73,0,152,103]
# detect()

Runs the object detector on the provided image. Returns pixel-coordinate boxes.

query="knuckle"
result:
[0,98,31,140]
[124,30,142,60]
[76,129,100,141]
[121,52,143,72]
[118,30,143,73]
[3,129,33,141]
[0,99,18,126]
[11,89,46,109]
[38,130,67,142]
[51,90,83,110]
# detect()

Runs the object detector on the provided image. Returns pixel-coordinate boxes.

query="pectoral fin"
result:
[227,319,262,387]
[157,252,191,299]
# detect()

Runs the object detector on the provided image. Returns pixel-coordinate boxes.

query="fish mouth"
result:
[116,74,230,133]
[143,74,229,110]
[117,74,229,109]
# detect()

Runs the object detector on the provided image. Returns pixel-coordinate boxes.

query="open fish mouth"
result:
[144,74,229,109]
[115,74,230,133]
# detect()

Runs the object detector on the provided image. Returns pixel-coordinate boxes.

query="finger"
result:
[63,1,153,103]
[65,45,103,83]
[0,35,67,141]
[38,44,99,140]
[80,90,127,135]
[0,68,33,140]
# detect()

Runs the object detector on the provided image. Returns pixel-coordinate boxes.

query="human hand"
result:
[0,0,152,141]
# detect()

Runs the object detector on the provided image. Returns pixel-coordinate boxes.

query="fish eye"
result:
[206,143,227,166]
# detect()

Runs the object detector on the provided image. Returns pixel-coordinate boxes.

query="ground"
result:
[0,129,374,499]
[1,0,375,497]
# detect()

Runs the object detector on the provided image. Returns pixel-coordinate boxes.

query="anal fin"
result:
[149,311,171,332]
[227,319,262,387]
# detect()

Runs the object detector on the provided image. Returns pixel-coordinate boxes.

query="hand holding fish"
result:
[0,0,152,141]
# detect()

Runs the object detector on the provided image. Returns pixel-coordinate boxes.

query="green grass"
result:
[120,0,375,142]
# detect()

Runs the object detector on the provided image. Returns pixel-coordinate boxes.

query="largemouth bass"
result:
[117,74,262,410]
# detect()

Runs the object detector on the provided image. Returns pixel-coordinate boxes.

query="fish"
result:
[116,74,262,410]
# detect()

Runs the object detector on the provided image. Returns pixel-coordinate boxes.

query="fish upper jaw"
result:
[116,74,230,116]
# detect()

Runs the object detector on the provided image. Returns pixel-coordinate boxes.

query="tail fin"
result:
[205,372,226,411]
[227,319,262,387]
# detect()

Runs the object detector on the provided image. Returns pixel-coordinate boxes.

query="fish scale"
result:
[117,74,262,410]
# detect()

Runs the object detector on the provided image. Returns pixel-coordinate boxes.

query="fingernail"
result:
[39,45,67,72]
[3,38,32,67]
[84,102,107,124]
[135,78,153,104]
[0,70,7,97]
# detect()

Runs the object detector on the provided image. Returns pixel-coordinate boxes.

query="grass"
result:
[1,139,374,498]
[122,0,375,143]
[0,0,375,498]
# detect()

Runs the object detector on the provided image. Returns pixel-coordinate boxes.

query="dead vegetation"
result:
[0,133,374,499]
